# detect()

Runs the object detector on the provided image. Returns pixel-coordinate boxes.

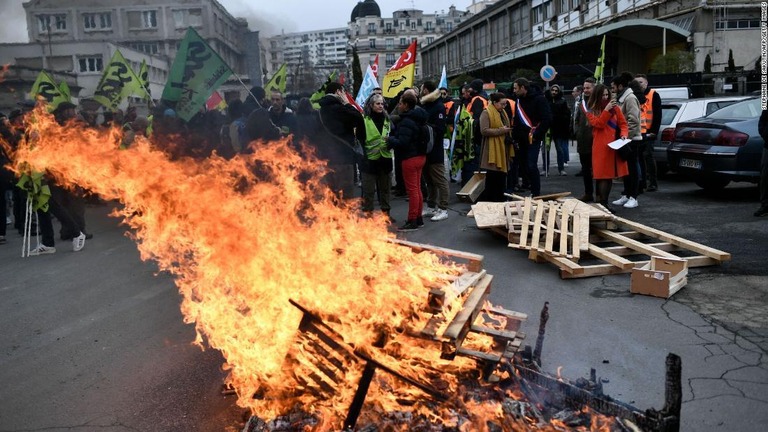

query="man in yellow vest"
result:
[635,74,662,192]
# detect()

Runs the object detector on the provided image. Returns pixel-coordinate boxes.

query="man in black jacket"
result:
[318,82,364,199]
[548,84,571,175]
[418,81,449,222]
[512,78,552,197]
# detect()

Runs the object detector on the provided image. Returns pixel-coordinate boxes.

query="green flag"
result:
[29,70,69,110]
[93,49,144,109]
[594,35,606,84]
[309,71,338,109]
[162,27,233,121]
[264,63,287,94]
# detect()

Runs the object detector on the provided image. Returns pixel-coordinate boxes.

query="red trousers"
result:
[401,155,426,222]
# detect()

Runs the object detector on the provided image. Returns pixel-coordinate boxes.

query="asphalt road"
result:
[0,154,766,432]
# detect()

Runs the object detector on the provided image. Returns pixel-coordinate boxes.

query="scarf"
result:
[486,103,511,172]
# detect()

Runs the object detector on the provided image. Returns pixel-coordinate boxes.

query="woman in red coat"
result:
[586,84,628,207]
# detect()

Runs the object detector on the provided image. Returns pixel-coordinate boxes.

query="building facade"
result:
[420,0,760,91]
[348,0,475,86]
[266,27,349,94]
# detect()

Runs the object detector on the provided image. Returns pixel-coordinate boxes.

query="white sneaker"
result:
[29,245,56,256]
[72,232,86,252]
[612,195,629,206]
[623,197,639,208]
[431,209,449,221]
[421,207,437,217]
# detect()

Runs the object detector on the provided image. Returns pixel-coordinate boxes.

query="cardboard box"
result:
[457,172,486,203]
[630,256,688,298]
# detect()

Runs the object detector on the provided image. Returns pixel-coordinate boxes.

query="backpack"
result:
[420,123,435,154]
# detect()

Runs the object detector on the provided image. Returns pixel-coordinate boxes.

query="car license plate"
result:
[679,158,702,169]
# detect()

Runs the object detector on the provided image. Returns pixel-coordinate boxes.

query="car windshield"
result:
[708,98,760,119]
[660,105,680,124]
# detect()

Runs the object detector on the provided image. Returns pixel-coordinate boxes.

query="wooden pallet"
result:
[456,172,486,203]
[530,216,731,279]
[507,198,583,259]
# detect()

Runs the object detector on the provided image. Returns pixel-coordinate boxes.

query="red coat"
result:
[587,107,629,179]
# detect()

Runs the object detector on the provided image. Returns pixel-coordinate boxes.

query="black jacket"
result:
[549,94,571,139]
[318,94,364,165]
[420,89,447,165]
[512,85,552,145]
[387,106,428,161]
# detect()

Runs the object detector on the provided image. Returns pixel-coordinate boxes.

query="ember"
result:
[4,107,680,431]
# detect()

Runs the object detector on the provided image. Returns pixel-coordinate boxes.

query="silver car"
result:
[653,96,749,173]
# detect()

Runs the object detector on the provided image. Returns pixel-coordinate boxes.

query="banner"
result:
[382,40,416,98]
[264,63,287,94]
[138,59,151,98]
[355,65,378,108]
[310,71,338,108]
[28,70,70,110]
[162,27,233,121]
[438,65,448,90]
[371,54,379,78]
[594,35,606,84]
[93,49,144,109]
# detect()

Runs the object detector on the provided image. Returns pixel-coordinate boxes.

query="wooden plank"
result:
[443,270,487,305]
[529,200,546,252]
[559,208,569,256]
[518,198,533,249]
[470,324,518,341]
[572,212,582,258]
[529,250,585,275]
[613,216,731,262]
[587,244,636,270]
[443,275,493,343]
[471,202,509,228]
[544,203,558,253]
[390,238,484,271]
[456,347,502,363]
[593,228,679,259]
[482,306,528,322]
[560,263,639,279]
[457,172,486,202]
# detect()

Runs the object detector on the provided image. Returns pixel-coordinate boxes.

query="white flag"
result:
[438,65,448,90]
[355,65,379,108]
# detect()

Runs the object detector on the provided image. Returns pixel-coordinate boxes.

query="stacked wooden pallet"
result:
[469,196,731,280]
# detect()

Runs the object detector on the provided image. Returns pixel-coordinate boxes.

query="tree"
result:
[650,50,695,74]
[511,68,538,81]
[704,54,712,74]
[727,49,736,72]
[449,73,475,88]
[352,46,363,97]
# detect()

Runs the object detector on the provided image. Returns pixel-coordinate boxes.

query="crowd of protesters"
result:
[10,68,752,248]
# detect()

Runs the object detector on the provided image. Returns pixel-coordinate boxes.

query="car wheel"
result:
[695,177,730,191]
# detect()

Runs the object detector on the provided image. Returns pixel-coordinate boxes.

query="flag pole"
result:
[232,72,262,110]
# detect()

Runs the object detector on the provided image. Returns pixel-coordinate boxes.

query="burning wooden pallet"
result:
[470,196,731,282]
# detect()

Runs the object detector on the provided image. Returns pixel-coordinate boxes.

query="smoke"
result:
[0,0,29,43]
[220,0,297,37]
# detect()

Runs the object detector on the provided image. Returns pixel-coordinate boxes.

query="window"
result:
[425,21,433,31]
[369,39,376,48]
[78,56,103,72]
[385,22,392,33]
[173,9,203,28]
[368,23,376,33]
[386,38,394,49]
[142,10,157,28]
[386,53,396,67]
[84,12,112,30]
[37,14,67,32]
[445,22,453,32]
[426,37,434,44]
[129,42,159,55]
[400,37,407,46]
[411,22,416,30]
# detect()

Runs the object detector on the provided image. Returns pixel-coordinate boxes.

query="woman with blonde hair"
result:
[479,92,514,202]
[355,93,394,221]
[585,84,628,209]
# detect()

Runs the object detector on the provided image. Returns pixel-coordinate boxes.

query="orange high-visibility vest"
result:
[640,88,656,134]
[465,95,488,115]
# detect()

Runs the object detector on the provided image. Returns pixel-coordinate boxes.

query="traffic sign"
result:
[540,65,557,82]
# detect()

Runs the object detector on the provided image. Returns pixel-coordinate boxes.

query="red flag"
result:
[205,91,226,111]
[371,54,379,78]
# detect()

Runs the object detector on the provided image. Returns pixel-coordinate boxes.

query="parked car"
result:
[667,97,762,191]
[654,87,691,100]
[653,96,749,173]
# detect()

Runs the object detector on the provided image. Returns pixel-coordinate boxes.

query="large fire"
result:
[3,106,624,432]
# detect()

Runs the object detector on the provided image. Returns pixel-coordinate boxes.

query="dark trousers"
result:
[526,140,542,196]
[325,164,356,200]
[516,141,530,187]
[482,170,508,202]
[35,192,84,247]
[50,184,86,239]
[361,170,392,212]
[620,141,641,199]
[579,151,594,197]
[639,138,658,189]
[506,156,520,191]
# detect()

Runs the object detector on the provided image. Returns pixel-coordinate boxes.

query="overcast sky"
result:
[0,0,469,43]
